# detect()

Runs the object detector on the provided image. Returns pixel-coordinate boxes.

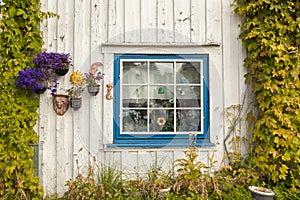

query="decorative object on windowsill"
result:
[85,62,105,96]
[248,186,275,200]
[106,82,114,100]
[33,52,72,76]
[52,94,69,115]
[158,87,165,94]
[67,71,85,110]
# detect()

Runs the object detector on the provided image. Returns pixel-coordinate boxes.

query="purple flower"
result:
[15,68,48,92]
[84,72,105,87]
[33,52,72,71]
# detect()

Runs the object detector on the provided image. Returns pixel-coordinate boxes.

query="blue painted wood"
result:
[113,54,210,147]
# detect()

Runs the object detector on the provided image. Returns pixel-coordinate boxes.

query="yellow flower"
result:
[157,117,166,126]
[70,71,84,85]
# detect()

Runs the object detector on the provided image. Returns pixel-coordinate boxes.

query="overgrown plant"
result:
[233,0,300,193]
[65,158,123,199]
[0,0,56,198]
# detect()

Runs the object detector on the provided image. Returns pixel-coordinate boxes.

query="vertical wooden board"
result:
[121,151,138,179]
[198,150,209,167]
[102,53,114,144]
[90,0,108,157]
[222,0,240,107]
[174,0,191,43]
[156,151,174,174]
[73,0,92,175]
[222,0,248,157]
[140,0,157,43]
[103,151,122,168]
[91,0,108,60]
[206,0,221,44]
[38,97,58,196]
[191,0,206,44]
[39,0,58,195]
[137,151,156,176]
[124,0,141,42]
[108,0,125,43]
[157,0,174,43]
[55,0,75,195]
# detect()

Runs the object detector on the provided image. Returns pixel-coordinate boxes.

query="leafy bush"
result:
[232,0,300,192]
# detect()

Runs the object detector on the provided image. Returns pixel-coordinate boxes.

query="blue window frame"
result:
[112,54,211,147]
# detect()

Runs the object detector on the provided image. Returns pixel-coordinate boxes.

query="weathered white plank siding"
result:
[39,0,244,196]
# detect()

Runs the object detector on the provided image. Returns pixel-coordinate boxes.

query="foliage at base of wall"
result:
[0,0,54,198]
[233,0,300,191]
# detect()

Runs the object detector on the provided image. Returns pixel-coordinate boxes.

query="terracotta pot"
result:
[52,94,69,115]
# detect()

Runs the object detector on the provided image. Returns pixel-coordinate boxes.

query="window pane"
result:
[149,109,174,132]
[149,85,174,107]
[122,62,147,84]
[122,85,147,100]
[122,109,147,132]
[176,86,201,108]
[150,62,174,84]
[176,109,201,131]
[123,99,147,108]
[176,62,201,84]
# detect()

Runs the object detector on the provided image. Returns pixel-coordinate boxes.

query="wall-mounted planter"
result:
[87,86,100,96]
[34,82,48,94]
[55,63,70,76]
[248,186,275,200]
[70,97,82,110]
[52,94,69,115]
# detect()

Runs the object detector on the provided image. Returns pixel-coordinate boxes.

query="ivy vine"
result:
[233,0,300,191]
[0,0,55,198]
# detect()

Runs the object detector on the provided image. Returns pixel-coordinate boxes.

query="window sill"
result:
[106,141,215,148]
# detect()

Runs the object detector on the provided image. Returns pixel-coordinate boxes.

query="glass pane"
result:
[123,99,147,108]
[176,109,201,131]
[122,109,147,132]
[122,62,147,84]
[122,85,147,99]
[150,62,174,84]
[150,85,174,102]
[176,62,201,84]
[176,86,201,108]
[149,109,174,132]
[150,99,174,108]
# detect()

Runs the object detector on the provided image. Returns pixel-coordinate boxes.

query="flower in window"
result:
[157,117,166,126]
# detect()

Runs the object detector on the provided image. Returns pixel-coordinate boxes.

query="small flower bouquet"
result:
[84,72,104,96]
[66,71,85,98]
[84,71,105,87]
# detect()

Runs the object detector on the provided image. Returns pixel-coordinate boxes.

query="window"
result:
[112,54,211,147]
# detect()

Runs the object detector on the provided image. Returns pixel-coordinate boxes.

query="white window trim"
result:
[101,43,223,149]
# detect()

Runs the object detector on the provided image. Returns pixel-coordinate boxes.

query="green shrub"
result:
[232,0,300,192]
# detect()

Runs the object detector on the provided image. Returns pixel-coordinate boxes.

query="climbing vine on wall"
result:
[233,0,300,191]
[0,0,55,198]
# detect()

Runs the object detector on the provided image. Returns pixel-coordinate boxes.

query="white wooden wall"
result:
[39,0,245,196]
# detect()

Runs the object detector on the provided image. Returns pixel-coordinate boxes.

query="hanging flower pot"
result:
[55,63,70,76]
[34,81,48,94]
[248,186,275,200]
[52,94,69,116]
[70,97,82,110]
[87,85,100,96]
